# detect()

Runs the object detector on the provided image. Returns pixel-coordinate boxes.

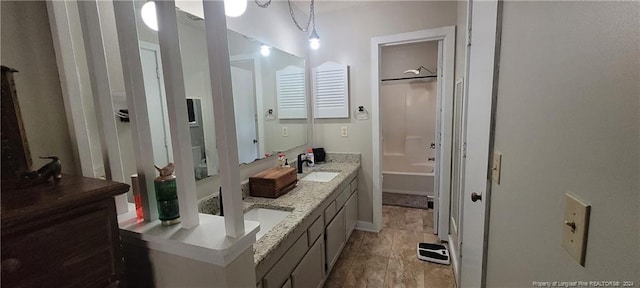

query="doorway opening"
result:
[379,41,439,210]
[230,59,260,164]
[371,26,456,241]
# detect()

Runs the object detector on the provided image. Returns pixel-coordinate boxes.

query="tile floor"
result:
[324,205,456,288]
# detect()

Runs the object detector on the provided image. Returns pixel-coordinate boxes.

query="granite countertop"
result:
[244,159,359,266]
[197,153,360,266]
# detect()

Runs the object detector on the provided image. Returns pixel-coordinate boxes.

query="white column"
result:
[112,0,159,221]
[46,1,96,177]
[77,0,128,214]
[202,0,245,238]
[155,0,199,228]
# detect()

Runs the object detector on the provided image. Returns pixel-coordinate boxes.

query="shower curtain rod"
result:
[381,75,437,82]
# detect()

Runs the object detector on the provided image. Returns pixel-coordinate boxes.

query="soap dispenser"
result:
[307,148,315,167]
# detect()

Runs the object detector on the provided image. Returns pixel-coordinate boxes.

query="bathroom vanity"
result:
[199,153,361,288]
[253,166,358,288]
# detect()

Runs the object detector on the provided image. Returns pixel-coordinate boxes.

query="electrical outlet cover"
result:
[561,193,590,266]
[341,126,348,137]
[282,127,288,137]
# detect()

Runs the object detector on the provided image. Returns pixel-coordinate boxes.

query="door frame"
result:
[230,54,264,157]
[449,77,469,283]
[371,26,456,238]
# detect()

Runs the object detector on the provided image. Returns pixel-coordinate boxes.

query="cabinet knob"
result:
[2,258,21,273]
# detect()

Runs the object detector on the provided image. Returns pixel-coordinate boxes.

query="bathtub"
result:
[382,155,435,197]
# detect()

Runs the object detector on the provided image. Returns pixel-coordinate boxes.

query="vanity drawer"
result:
[335,185,351,209]
[307,216,323,246]
[324,201,337,224]
[350,179,357,193]
[263,232,308,288]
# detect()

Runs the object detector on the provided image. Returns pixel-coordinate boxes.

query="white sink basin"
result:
[244,208,290,240]
[300,171,340,183]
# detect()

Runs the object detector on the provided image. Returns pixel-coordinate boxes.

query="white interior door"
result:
[140,43,173,167]
[461,0,500,286]
[230,64,259,164]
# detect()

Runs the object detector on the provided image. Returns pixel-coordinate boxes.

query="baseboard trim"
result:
[355,221,379,233]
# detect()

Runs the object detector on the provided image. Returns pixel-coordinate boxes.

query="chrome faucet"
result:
[297,153,312,173]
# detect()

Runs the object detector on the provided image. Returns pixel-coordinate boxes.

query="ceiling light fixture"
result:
[224,0,248,17]
[141,1,158,31]
[260,44,271,56]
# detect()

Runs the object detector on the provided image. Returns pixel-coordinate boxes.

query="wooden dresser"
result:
[1,175,130,288]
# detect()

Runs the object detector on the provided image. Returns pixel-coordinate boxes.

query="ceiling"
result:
[174,0,375,19]
[290,0,373,16]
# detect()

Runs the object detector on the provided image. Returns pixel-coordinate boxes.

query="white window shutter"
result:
[276,65,307,119]
[313,62,349,118]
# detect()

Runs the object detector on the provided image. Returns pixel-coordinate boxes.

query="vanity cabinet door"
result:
[291,238,324,288]
[324,208,345,272]
[263,233,308,288]
[345,192,358,239]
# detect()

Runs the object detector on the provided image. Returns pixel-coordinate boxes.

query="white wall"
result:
[380,41,438,80]
[1,1,78,174]
[487,1,640,285]
[310,1,457,222]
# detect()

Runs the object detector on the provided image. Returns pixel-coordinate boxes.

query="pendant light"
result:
[309,28,320,50]
[224,0,248,17]
[260,44,271,56]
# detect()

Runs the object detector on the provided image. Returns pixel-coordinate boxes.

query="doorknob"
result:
[471,192,482,202]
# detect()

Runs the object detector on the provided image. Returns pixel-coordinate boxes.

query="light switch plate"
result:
[282,127,288,137]
[341,126,348,137]
[561,193,591,266]
[492,152,502,184]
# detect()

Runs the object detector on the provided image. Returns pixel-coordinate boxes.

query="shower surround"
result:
[381,80,437,198]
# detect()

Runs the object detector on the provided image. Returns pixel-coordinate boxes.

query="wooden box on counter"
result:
[1,175,130,288]
[249,167,297,198]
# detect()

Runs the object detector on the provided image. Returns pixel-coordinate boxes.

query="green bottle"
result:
[154,163,180,226]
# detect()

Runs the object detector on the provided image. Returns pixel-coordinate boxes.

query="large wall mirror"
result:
[227,30,307,165]
[133,2,307,182]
